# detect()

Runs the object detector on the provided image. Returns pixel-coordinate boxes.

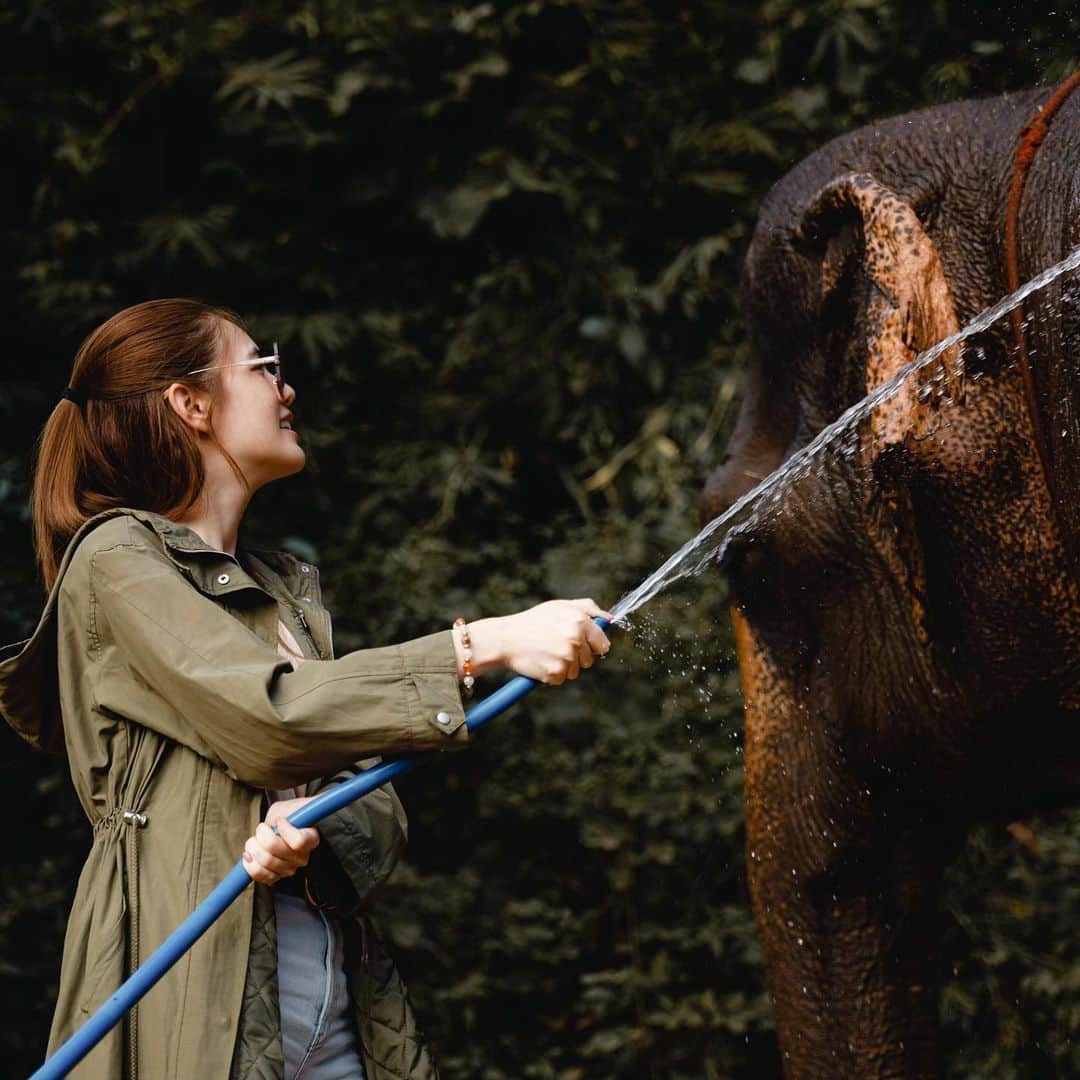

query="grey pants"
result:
[275,893,366,1079]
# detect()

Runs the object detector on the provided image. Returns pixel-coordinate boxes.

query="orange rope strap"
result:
[1003,68,1080,483]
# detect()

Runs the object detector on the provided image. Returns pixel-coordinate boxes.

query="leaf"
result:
[217,51,324,112]
[735,56,773,84]
[134,204,237,267]
[683,170,748,196]
[417,174,513,238]
[328,64,405,116]
[443,51,510,99]
[451,3,496,35]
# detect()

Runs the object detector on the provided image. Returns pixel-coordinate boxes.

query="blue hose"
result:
[31,619,609,1078]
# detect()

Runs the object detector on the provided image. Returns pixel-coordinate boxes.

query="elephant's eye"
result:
[718,531,770,597]
[959,331,1007,377]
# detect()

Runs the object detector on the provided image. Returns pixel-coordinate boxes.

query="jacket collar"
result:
[122,512,314,604]
[131,513,329,656]
[149,517,267,601]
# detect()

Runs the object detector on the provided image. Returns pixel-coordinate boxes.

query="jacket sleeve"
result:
[81,537,468,788]
[303,770,409,915]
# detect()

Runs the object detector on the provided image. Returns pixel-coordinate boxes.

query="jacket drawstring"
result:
[88,802,150,1074]
[124,734,166,1078]
[91,806,150,837]
[125,816,141,1078]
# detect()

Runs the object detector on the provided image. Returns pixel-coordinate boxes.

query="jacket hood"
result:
[0,511,134,754]
[0,597,63,752]
[0,508,301,755]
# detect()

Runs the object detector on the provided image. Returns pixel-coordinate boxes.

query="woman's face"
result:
[209,320,305,489]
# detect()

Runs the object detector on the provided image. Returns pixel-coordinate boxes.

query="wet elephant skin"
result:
[702,86,1080,1078]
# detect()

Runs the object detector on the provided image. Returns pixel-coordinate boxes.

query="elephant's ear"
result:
[797,173,964,643]
[796,172,963,460]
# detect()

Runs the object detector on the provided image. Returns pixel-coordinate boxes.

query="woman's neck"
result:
[173,471,251,556]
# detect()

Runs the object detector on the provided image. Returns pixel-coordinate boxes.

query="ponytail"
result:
[31,299,241,589]
[32,398,91,586]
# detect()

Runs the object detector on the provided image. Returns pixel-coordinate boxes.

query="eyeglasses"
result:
[186,343,284,399]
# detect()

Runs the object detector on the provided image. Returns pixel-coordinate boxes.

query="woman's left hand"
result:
[242,797,321,885]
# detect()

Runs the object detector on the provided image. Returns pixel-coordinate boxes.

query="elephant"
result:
[700,81,1080,1077]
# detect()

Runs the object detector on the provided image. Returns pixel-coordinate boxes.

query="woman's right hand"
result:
[241,797,320,885]
[458,599,612,685]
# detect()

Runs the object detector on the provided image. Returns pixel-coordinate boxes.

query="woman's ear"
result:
[163,382,213,434]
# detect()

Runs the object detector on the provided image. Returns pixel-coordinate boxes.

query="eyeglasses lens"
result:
[272,343,283,398]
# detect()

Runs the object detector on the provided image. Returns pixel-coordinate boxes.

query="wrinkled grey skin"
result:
[702,87,1080,1078]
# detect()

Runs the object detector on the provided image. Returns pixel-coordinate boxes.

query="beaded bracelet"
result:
[453,616,475,699]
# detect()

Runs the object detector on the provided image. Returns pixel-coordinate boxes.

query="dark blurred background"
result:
[1,2,1078,1076]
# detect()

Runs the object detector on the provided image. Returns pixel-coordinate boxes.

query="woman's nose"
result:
[281,379,296,405]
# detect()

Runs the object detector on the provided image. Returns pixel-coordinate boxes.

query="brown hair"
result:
[32,298,243,588]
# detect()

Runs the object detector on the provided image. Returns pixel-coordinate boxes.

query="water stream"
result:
[609,244,1080,624]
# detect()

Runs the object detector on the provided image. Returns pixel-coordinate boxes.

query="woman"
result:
[0,299,610,1079]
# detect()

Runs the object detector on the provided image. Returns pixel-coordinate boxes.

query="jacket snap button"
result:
[217,573,230,585]
[435,711,452,726]
[300,565,310,573]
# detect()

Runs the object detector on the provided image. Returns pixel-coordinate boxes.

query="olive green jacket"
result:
[0,509,468,1078]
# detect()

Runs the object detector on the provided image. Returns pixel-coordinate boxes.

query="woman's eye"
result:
[262,362,280,377]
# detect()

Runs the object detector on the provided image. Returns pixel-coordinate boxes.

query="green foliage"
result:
[2,1,1079,1075]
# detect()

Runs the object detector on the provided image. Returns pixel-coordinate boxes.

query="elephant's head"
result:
[703,173,996,765]
[705,166,1072,737]
[702,171,963,527]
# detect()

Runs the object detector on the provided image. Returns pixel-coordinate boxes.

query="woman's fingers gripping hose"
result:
[242,797,321,885]
[577,600,612,660]
[563,599,612,679]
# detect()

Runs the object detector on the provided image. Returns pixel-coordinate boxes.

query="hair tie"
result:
[61,386,88,407]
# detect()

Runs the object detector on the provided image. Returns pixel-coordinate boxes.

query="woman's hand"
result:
[459,599,612,685]
[242,796,321,885]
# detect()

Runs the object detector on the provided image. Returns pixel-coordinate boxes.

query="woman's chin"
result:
[283,447,307,476]
[258,448,307,486]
